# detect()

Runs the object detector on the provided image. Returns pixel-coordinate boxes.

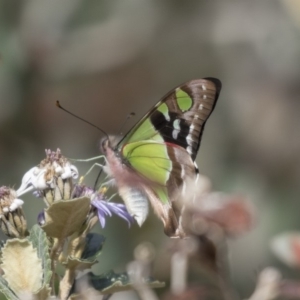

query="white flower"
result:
[17,167,49,196]
[16,149,78,197]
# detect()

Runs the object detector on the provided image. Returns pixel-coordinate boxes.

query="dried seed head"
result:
[0,186,27,238]
[0,187,24,215]
[17,149,79,205]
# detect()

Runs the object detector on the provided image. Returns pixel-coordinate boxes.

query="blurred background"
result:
[0,0,300,299]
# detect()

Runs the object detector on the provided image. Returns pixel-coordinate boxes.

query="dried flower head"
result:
[0,187,24,214]
[190,193,254,237]
[17,149,78,205]
[180,175,253,239]
[0,186,27,238]
[271,232,300,268]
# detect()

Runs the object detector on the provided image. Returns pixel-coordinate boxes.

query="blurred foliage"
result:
[0,1,300,299]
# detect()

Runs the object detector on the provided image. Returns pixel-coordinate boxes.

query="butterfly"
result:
[101,78,222,238]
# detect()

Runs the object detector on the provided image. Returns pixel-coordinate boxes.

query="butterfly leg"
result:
[98,179,115,190]
[79,163,105,184]
[106,192,118,202]
[69,155,106,162]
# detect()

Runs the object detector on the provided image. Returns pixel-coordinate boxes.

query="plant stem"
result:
[59,267,76,300]
[49,238,65,296]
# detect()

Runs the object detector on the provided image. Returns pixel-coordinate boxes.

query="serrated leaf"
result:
[42,197,90,239]
[84,271,165,294]
[0,276,18,300]
[101,278,165,294]
[1,239,43,294]
[68,289,103,300]
[34,283,51,300]
[63,256,96,270]
[29,225,52,286]
[81,233,105,260]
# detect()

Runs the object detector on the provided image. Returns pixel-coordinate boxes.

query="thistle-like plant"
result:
[0,149,164,300]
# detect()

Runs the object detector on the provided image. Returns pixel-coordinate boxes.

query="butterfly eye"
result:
[100,138,110,154]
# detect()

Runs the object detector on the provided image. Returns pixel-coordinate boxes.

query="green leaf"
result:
[0,276,18,300]
[82,270,165,294]
[29,225,52,287]
[81,233,105,260]
[1,239,43,294]
[42,197,90,239]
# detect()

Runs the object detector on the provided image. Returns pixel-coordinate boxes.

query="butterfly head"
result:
[100,135,122,154]
[100,137,111,155]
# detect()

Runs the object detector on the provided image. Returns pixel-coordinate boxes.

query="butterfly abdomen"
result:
[118,186,149,226]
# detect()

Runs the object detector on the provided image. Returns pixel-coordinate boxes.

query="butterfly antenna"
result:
[56,101,109,140]
[117,112,135,135]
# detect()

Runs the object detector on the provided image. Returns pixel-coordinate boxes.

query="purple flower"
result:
[73,184,135,228]
[37,211,45,226]
[92,196,135,228]
[33,190,43,198]
[72,184,94,199]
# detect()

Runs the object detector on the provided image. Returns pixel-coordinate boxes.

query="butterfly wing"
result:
[122,140,196,237]
[114,78,221,237]
[117,78,221,161]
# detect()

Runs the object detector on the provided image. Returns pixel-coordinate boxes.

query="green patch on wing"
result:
[123,118,164,143]
[176,88,192,112]
[154,186,169,204]
[157,103,170,121]
[122,141,172,187]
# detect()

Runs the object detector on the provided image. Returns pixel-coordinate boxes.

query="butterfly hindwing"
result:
[121,141,199,237]
[122,141,196,191]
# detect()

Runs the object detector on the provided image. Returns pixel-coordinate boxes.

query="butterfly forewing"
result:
[118,78,221,161]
